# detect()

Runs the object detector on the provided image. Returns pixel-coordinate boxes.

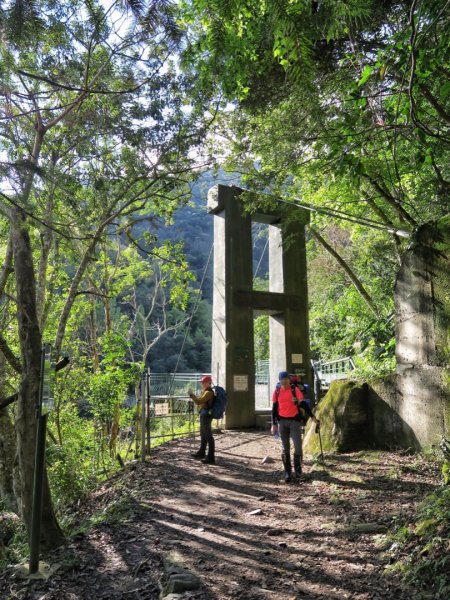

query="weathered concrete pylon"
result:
[207,185,310,428]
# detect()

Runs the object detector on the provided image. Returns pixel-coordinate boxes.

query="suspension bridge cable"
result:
[167,242,214,396]
[238,187,411,238]
[253,234,269,282]
[274,194,411,237]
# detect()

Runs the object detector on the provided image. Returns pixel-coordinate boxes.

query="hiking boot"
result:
[191,450,206,459]
[282,453,292,483]
[201,456,215,464]
[294,453,302,477]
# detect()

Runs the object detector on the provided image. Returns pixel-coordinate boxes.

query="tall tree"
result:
[0,0,209,549]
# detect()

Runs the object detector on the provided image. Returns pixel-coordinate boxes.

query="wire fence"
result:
[147,369,272,410]
[135,370,271,454]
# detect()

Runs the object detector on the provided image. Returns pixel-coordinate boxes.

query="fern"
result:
[5,0,45,45]
[142,0,182,48]
[116,0,146,20]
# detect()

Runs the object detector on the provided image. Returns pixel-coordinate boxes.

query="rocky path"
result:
[0,430,441,599]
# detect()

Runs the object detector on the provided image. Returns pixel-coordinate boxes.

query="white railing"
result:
[312,357,355,385]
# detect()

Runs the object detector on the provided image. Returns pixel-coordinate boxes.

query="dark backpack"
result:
[210,385,228,419]
[298,382,311,403]
[289,375,311,402]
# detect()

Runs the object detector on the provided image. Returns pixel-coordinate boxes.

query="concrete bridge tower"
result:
[207,185,310,428]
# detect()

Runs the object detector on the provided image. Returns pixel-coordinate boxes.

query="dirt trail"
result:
[1,430,440,600]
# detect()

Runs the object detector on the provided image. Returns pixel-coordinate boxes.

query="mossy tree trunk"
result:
[12,208,65,550]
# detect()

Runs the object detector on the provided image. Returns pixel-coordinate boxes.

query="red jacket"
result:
[272,384,303,418]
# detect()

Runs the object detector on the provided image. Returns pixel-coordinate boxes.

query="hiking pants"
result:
[199,413,215,457]
[278,419,303,458]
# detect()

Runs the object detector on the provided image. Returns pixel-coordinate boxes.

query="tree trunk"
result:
[0,375,17,513]
[11,208,65,550]
[0,233,13,298]
[0,347,17,512]
[89,293,100,372]
[37,224,53,329]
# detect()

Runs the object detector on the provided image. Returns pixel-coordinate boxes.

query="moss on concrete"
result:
[304,380,369,454]
[443,369,450,437]
[433,215,450,433]
[434,214,450,365]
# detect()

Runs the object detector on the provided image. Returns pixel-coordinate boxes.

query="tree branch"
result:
[0,356,70,411]
[310,227,379,318]
[0,332,22,374]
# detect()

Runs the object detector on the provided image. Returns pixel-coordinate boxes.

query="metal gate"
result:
[138,372,209,456]
[137,367,273,457]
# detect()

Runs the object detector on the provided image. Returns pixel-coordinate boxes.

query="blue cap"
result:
[278,370,289,380]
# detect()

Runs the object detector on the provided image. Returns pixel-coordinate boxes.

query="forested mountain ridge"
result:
[129,171,226,372]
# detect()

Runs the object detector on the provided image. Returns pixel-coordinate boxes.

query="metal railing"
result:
[312,357,355,385]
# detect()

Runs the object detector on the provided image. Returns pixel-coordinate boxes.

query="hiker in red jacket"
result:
[271,370,320,482]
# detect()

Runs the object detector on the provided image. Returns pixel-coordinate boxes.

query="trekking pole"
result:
[316,423,324,463]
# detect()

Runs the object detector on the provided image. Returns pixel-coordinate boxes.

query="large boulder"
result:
[303,380,369,454]
[303,378,422,454]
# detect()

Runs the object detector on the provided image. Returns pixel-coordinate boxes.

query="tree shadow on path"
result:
[1,430,441,600]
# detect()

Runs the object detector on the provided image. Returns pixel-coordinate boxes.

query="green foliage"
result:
[351,337,396,379]
[306,223,398,367]
[0,0,217,538]
[254,314,269,362]
[152,240,196,310]
[0,516,28,571]
[47,441,95,509]
[88,371,127,424]
[0,0,46,45]
[149,415,196,448]
[181,0,450,375]
[386,486,450,597]
[181,0,377,98]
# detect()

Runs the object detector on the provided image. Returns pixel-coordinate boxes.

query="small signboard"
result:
[291,353,303,364]
[233,375,248,391]
[154,402,169,416]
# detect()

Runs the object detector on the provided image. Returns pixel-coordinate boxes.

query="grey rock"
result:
[266,528,283,536]
[161,552,201,599]
[165,573,201,594]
